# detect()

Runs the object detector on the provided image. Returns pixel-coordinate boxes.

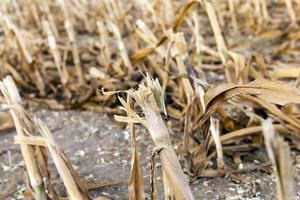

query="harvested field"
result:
[1,106,300,199]
[1,0,300,199]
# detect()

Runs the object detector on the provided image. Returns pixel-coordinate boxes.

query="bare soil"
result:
[1,105,300,199]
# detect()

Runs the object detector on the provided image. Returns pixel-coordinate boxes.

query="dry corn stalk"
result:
[108,21,133,69]
[3,16,33,64]
[136,19,166,57]
[43,20,69,85]
[1,76,91,200]
[205,1,227,65]
[39,0,59,39]
[35,119,90,200]
[65,20,85,84]
[262,119,294,200]
[210,117,224,169]
[0,76,48,200]
[14,118,91,200]
[115,75,194,200]
[169,32,195,103]
[127,96,145,200]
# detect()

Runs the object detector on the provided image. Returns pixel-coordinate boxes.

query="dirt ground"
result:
[1,105,300,200]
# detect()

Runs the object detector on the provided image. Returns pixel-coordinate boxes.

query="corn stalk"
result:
[115,75,194,200]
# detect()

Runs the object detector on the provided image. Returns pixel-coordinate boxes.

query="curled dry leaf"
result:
[201,79,300,125]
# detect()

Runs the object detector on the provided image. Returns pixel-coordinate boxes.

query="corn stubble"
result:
[0,76,97,199]
[262,119,294,200]
[1,0,300,199]
[115,75,194,199]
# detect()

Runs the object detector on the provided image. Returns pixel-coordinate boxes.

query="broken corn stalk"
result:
[262,119,294,200]
[115,74,194,200]
[0,76,47,200]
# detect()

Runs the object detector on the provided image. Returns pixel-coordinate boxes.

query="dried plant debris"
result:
[0,76,50,200]
[262,119,294,200]
[126,96,145,200]
[0,76,107,199]
[1,0,300,199]
[115,74,194,199]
